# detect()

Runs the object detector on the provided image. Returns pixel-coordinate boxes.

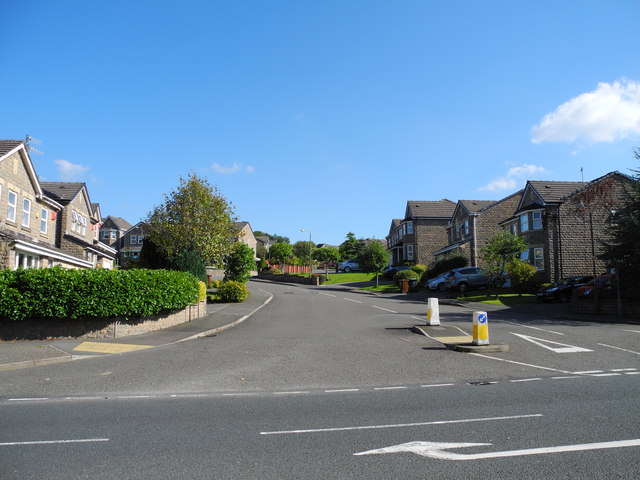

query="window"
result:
[463,220,469,236]
[80,215,87,235]
[22,198,32,227]
[406,244,414,260]
[532,211,542,230]
[138,235,144,244]
[111,231,117,239]
[103,231,110,239]
[130,235,137,245]
[14,251,39,270]
[7,190,17,222]
[71,211,78,232]
[534,248,544,270]
[520,213,529,232]
[40,208,48,234]
[406,222,413,234]
[520,250,529,262]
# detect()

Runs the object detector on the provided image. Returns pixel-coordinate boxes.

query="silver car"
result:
[338,259,361,272]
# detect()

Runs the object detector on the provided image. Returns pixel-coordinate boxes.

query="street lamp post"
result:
[301,228,312,276]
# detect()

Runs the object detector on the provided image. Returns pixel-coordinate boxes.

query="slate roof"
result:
[459,200,496,214]
[104,215,133,231]
[40,182,86,203]
[406,199,456,219]
[0,140,24,159]
[527,181,587,203]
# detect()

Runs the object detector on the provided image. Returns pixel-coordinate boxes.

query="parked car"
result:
[425,271,452,292]
[575,275,612,298]
[536,275,594,303]
[382,265,411,279]
[338,259,361,272]
[444,267,489,295]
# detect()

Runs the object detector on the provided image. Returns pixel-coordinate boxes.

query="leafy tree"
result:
[339,232,360,260]
[139,237,206,282]
[600,153,640,300]
[293,240,315,266]
[313,246,341,277]
[480,230,528,297]
[146,173,236,265]
[359,241,390,287]
[224,243,256,283]
[269,242,293,268]
[506,260,538,295]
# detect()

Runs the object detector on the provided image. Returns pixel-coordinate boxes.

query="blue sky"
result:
[2,1,639,246]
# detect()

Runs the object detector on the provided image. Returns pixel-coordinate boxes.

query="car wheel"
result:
[437,283,445,292]
[344,266,351,273]
[458,283,469,295]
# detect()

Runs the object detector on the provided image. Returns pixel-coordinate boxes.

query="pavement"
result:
[0,284,273,372]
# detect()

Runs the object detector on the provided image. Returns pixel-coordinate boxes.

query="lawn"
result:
[458,293,538,305]
[361,283,401,293]
[321,272,379,285]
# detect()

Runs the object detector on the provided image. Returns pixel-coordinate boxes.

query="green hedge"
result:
[0,268,200,322]
[218,281,249,302]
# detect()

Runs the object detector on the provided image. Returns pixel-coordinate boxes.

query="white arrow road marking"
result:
[511,333,592,353]
[354,439,640,460]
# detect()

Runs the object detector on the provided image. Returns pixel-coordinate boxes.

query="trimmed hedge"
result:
[0,268,200,322]
[218,281,249,302]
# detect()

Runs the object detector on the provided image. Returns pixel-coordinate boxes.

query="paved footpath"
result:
[0,283,273,372]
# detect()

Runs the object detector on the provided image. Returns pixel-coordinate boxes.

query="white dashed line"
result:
[610,368,637,372]
[598,343,640,355]
[421,383,455,388]
[0,438,109,447]
[510,378,542,383]
[551,376,582,380]
[371,305,397,313]
[7,398,48,402]
[622,330,640,334]
[344,298,363,304]
[319,292,336,297]
[273,391,310,395]
[374,386,407,391]
[573,371,603,374]
[324,389,359,393]
[590,373,621,377]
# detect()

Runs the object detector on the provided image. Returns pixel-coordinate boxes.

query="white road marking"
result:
[8,398,48,402]
[325,389,359,393]
[344,298,363,304]
[374,386,407,390]
[573,370,602,374]
[354,439,640,460]
[259,414,542,435]
[222,393,260,397]
[598,343,640,355]
[1,438,110,447]
[590,373,621,377]
[371,305,397,313]
[498,320,564,335]
[511,333,592,353]
[469,353,574,374]
[421,383,455,388]
[319,292,336,297]
[510,378,542,383]
[622,330,640,334]
[117,395,152,399]
[625,372,640,375]
[273,391,310,395]
[610,368,637,372]
[551,376,582,380]
[411,315,426,322]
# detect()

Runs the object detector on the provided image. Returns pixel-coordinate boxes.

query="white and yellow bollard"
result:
[472,311,489,345]
[426,298,440,326]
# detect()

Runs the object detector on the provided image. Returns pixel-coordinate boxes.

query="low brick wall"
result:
[258,272,322,285]
[0,299,207,340]
[570,298,640,318]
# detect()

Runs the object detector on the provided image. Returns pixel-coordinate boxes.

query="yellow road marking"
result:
[432,336,473,344]
[73,342,152,354]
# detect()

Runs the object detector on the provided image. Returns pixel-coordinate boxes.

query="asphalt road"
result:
[1,281,639,478]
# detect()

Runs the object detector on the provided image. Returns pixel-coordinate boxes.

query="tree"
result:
[339,232,361,259]
[224,243,256,283]
[269,242,293,269]
[146,173,236,265]
[480,230,528,297]
[359,241,390,287]
[506,259,537,295]
[293,240,315,266]
[312,246,341,278]
[600,153,640,301]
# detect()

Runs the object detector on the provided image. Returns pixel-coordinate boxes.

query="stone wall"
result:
[0,299,207,340]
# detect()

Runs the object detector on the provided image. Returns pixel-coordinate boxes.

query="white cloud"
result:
[54,159,89,181]
[479,164,546,192]
[211,162,255,174]
[531,80,640,144]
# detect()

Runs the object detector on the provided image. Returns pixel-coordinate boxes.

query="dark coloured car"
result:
[575,275,612,298]
[536,275,594,303]
[382,265,411,279]
[444,267,489,295]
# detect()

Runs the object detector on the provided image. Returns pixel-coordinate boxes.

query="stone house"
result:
[99,215,133,249]
[234,221,257,259]
[119,221,147,266]
[434,191,523,266]
[40,182,117,269]
[0,139,114,269]
[386,200,456,266]
[501,171,633,283]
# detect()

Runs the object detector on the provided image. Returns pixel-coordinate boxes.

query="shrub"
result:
[209,279,221,289]
[411,264,427,276]
[0,268,199,321]
[218,281,249,302]
[270,268,282,274]
[394,269,419,281]
[224,243,256,283]
[198,281,207,301]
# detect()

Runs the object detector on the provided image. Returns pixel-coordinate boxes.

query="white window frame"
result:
[130,235,137,245]
[71,211,78,232]
[520,213,529,232]
[138,235,144,244]
[463,220,469,236]
[80,215,87,235]
[22,198,31,227]
[7,190,17,222]
[533,247,544,270]
[406,244,414,260]
[111,231,117,239]
[14,251,40,270]
[103,231,110,239]
[40,208,48,234]
[406,222,413,234]
[532,211,542,230]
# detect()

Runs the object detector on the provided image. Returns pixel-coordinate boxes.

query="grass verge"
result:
[457,293,537,305]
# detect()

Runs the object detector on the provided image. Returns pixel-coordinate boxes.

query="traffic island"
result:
[412,324,510,353]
